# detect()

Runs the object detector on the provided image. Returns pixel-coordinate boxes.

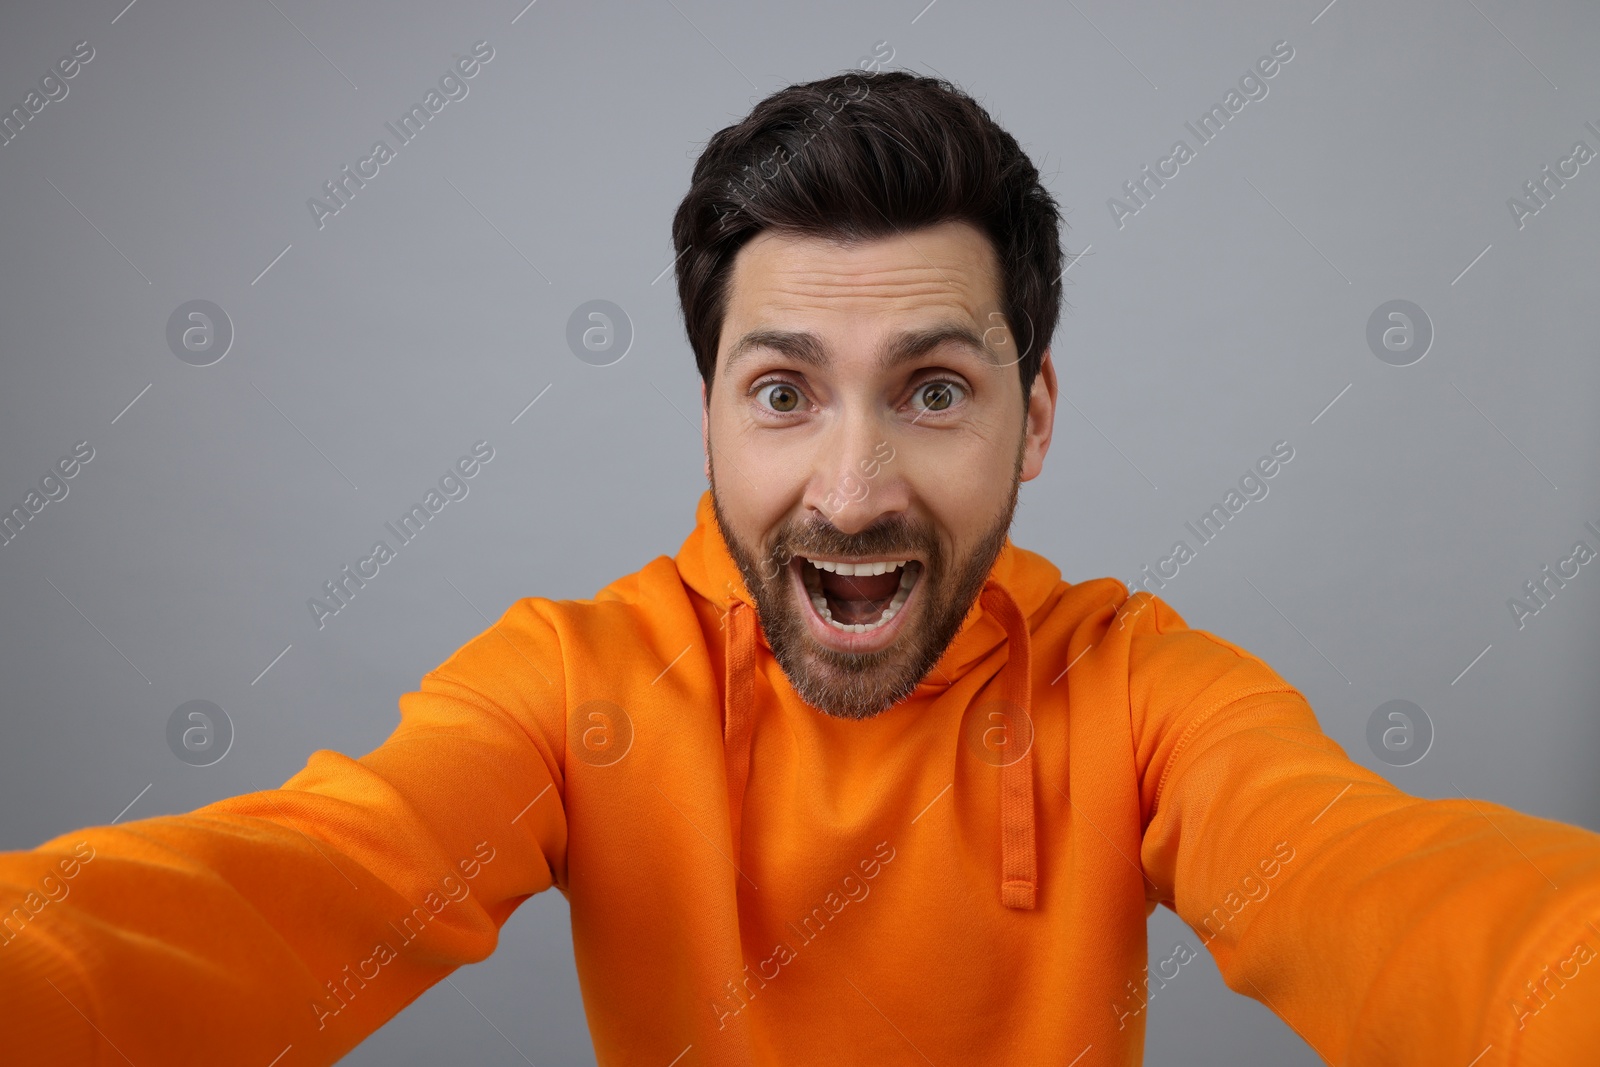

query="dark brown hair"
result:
[671,70,1065,403]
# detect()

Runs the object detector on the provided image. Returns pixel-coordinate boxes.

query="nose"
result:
[801,410,906,536]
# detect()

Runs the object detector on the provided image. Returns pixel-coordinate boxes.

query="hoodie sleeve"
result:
[0,598,568,1066]
[1127,591,1600,1066]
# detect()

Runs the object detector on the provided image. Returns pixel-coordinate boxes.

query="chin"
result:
[757,560,942,722]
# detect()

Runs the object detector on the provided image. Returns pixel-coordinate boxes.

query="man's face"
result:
[701,220,1057,721]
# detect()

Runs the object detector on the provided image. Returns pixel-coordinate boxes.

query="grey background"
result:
[1,0,1596,1062]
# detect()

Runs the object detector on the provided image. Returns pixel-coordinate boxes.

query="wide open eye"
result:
[756,381,805,413]
[910,379,966,414]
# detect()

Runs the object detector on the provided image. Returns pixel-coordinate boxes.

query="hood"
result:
[673,489,1063,910]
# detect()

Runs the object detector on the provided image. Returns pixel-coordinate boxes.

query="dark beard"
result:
[708,444,1023,722]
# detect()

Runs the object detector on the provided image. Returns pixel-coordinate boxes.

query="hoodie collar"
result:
[674,489,1059,910]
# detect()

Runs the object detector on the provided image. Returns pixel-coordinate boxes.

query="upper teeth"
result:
[805,558,908,575]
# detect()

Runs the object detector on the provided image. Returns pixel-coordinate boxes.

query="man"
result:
[3,71,1599,1066]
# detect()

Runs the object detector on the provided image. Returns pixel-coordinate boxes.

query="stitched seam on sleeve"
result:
[424,669,570,786]
[1144,606,1308,819]
[1149,683,1301,821]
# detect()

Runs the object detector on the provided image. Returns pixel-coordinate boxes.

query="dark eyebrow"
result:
[723,323,992,378]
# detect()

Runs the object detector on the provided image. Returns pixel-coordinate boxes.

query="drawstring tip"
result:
[1001,880,1036,910]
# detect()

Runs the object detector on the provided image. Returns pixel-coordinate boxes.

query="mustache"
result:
[769,515,934,569]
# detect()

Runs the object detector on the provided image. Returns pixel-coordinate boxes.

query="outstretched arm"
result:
[0,598,568,1066]
[1128,592,1600,1066]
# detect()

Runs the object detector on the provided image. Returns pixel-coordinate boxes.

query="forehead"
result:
[718,220,1003,348]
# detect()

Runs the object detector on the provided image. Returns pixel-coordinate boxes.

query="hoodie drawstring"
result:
[721,583,1037,910]
[980,579,1037,910]
[723,600,757,869]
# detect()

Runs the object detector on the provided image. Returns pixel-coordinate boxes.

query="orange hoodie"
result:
[4,488,1600,1065]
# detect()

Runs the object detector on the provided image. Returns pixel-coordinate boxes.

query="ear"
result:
[1020,347,1057,483]
[700,379,711,483]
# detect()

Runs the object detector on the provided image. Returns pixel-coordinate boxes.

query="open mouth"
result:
[793,555,924,635]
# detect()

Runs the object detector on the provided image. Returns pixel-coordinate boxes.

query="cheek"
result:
[709,411,801,545]
[900,427,1014,506]
[898,453,1000,548]
[912,421,1019,544]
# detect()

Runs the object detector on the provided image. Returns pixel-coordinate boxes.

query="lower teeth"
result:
[806,564,919,634]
